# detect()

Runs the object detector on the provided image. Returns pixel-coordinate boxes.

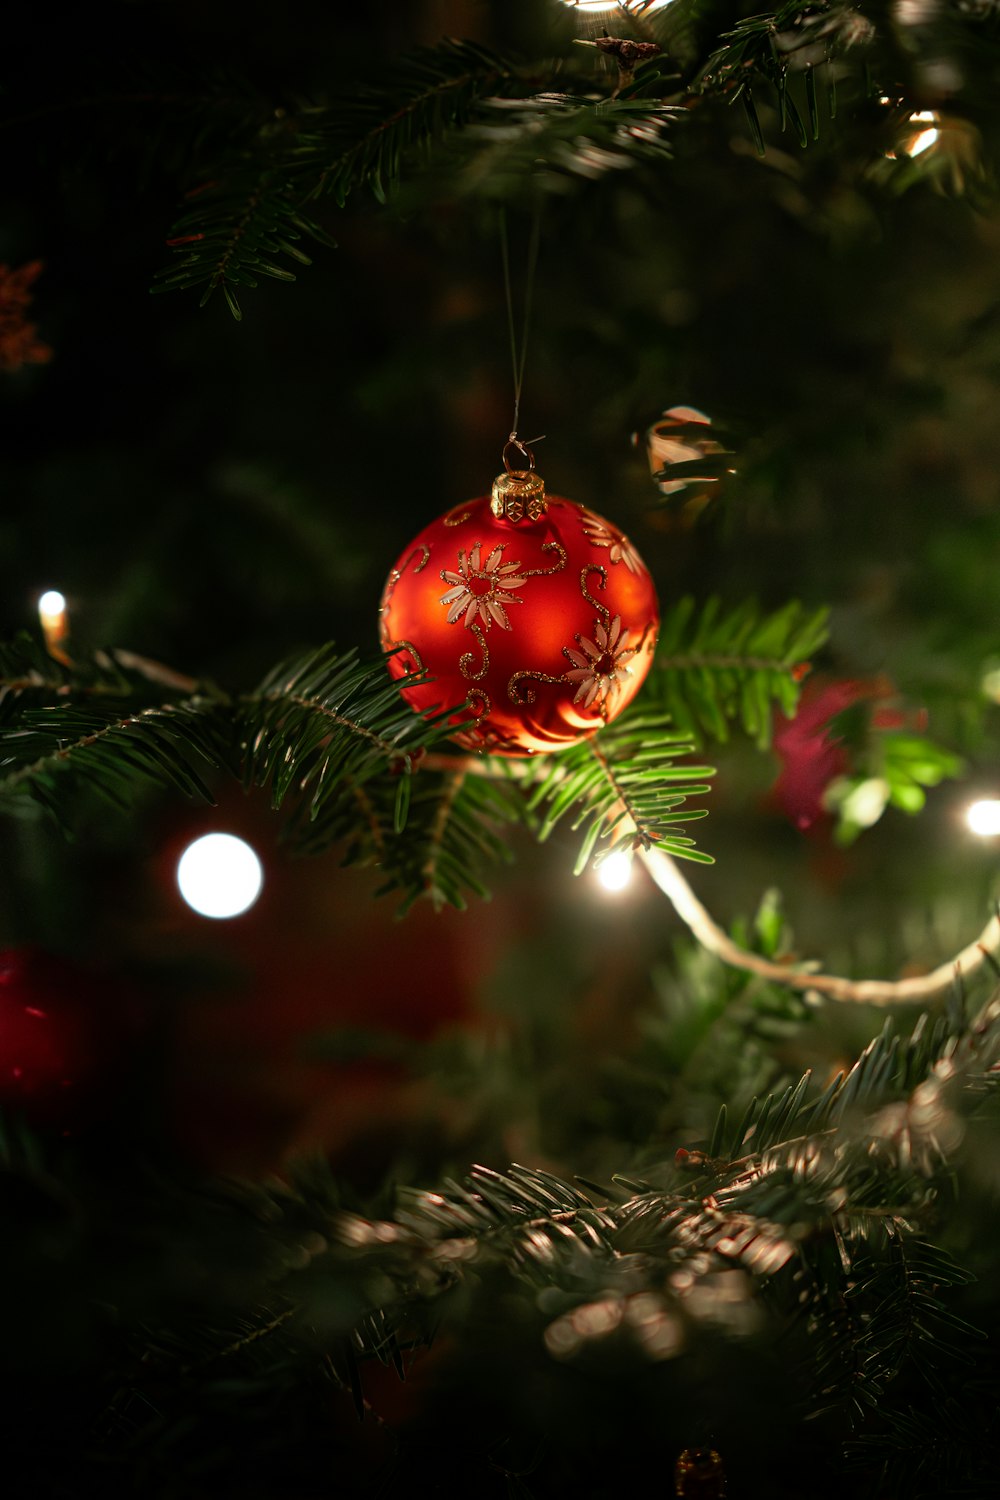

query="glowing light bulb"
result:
[965,799,1000,838]
[38,590,66,619]
[177,833,263,918]
[561,1,672,13]
[37,589,70,662]
[596,850,633,893]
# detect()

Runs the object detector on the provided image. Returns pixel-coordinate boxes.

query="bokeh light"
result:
[38,589,66,619]
[561,1,672,13]
[596,850,633,893]
[965,799,1000,838]
[177,833,264,918]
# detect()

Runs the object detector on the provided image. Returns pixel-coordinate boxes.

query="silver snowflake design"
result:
[564,615,638,709]
[580,517,643,574]
[440,542,528,631]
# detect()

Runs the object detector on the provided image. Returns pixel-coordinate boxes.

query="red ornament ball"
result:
[0,947,118,1127]
[379,462,659,755]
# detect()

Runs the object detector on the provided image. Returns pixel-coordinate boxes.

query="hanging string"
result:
[499,204,542,446]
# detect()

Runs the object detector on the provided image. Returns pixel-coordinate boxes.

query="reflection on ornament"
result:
[902,110,939,157]
[675,1446,726,1498]
[886,112,982,190]
[966,799,1000,838]
[177,833,264,918]
[643,407,732,515]
[380,450,659,755]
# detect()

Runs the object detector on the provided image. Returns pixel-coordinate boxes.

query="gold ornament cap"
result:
[491,435,547,523]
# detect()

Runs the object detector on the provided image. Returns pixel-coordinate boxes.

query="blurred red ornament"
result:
[0,947,119,1127]
[379,443,659,755]
[0,261,52,372]
[771,674,899,833]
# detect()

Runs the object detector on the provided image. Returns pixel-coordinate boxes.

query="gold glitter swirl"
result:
[580,564,611,625]
[444,508,472,527]
[459,623,490,681]
[508,669,566,706]
[466,689,491,718]
[637,619,659,656]
[390,639,425,675]
[380,545,432,641]
[520,541,568,578]
[405,544,431,574]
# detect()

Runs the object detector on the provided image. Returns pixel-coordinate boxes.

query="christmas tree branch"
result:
[416,739,994,1003]
[640,846,1000,1005]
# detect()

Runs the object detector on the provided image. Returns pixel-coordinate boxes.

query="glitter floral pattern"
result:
[563,615,637,709]
[440,542,528,631]
[580,517,644,574]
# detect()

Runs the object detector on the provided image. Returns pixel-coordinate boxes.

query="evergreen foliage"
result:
[0,636,228,828]
[524,708,715,870]
[152,38,521,315]
[0,638,718,901]
[650,597,829,747]
[133,2,1000,318]
[4,0,1000,1496]
[826,730,965,843]
[242,643,456,835]
[2,980,997,1496]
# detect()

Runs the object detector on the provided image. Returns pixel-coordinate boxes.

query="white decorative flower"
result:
[563,615,638,709]
[439,542,528,631]
[580,517,643,574]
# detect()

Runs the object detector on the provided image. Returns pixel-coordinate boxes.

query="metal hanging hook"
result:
[503,434,535,475]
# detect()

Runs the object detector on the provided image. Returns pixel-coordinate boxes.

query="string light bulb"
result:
[596,849,633,893]
[37,589,70,662]
[965,799,1000,838]
[560,1,673,13]
[38,589,66,618]
[176,833,264,918]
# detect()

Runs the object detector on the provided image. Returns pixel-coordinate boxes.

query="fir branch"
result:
[151,42,683,314]
[0,635,202,713]
[636,889,820,1117]
[243,643,456,792]
[648,596,830,748]
[8,989,1000,1486]
[0,696,226,826]
[525,708,715,873]
[446,91,682,198]
[296,39,518,207]
[151,40,517,314]
[178,1305,297,1379]
[371,764,524,913]
[850,1230,982,1393]
[697,2,879,155]
[328,993,1000,1379]
[844,1393,1000,1495]
[151,161,334,321]
[421,767,467,899]
[242,645,524,907]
